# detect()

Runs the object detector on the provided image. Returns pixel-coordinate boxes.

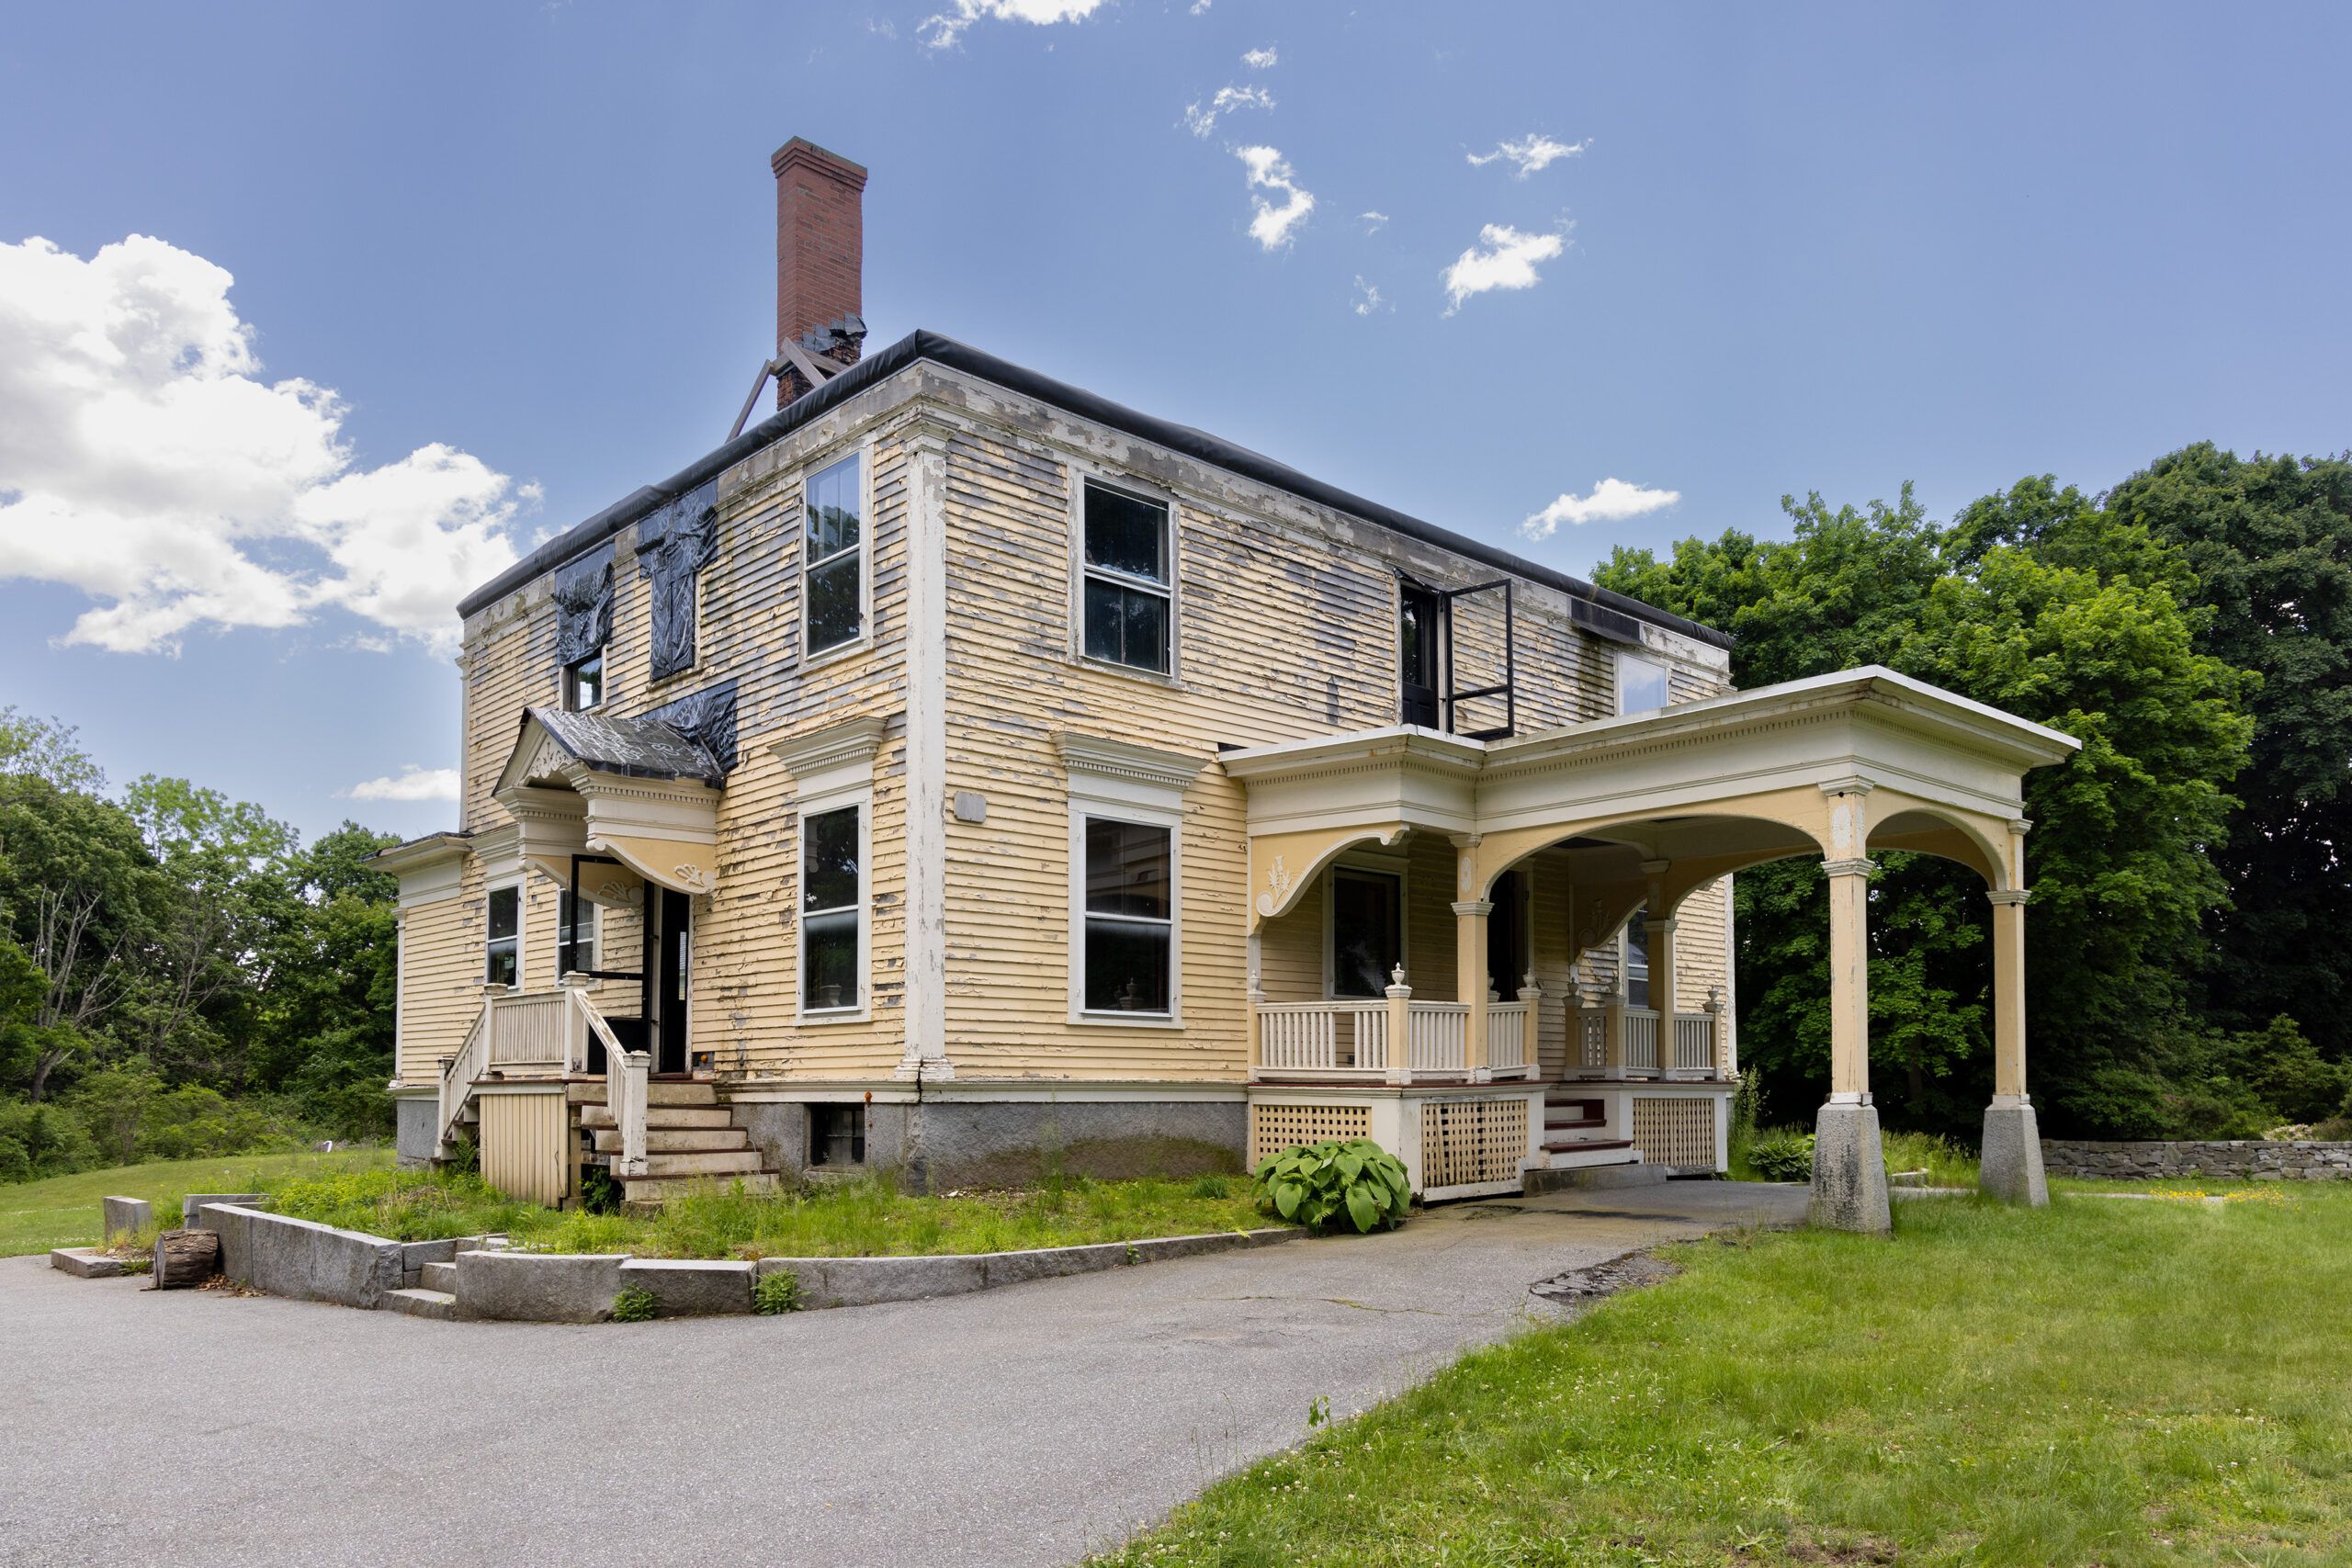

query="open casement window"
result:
[1617,653,1669,717]
[563,651,604,712]
[800,803,865,1014]
[804,451,865,657]
[1329,868,1402,999]
[1623,910,1651,1010]
[1080,817,1173,1014]
[484,884,521,987]
[1079,480,1172,675]
[556,889,598,976]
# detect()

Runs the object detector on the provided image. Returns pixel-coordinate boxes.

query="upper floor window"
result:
[1617,653,1669,716]
[564,652,604,711]
[801,803,865,1014]
[1079,816,1173,1014]
[485,884,521,987]
[1399,584,1442,728]
[1080,480,1171,674]
[804,452,865,657]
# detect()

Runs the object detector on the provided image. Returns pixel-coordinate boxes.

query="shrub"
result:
[753,1269,803,1315]
[1252,1138,1410,1235]
[610,1286,658,1322]
[1747,1129,1816,1182]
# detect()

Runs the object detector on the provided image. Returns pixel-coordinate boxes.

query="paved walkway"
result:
[1,1181,1804,1568]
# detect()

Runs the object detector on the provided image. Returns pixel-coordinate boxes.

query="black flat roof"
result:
[457,329,1731,650]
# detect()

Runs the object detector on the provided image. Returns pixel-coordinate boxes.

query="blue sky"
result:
[3,1,2347,842]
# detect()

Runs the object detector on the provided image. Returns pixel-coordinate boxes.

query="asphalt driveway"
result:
[0,1180,1804,1568]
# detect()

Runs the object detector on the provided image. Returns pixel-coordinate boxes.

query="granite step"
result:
[383,1287,458,1321]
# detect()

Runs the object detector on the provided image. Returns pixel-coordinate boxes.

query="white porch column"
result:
[1453,834,1490,1082]
[1811,784,1889,1234]
[1642,859,1676,1078]
[1979,818,2049,1206]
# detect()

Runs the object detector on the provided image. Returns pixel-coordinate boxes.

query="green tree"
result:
[252,823,401,1137]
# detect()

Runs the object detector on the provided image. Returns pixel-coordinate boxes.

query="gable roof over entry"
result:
[495,709,723,897]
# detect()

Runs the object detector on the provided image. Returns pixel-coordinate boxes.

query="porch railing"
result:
[1569,997,1729,1080]
[435,998,491,1157]
[488,990,568,1071]
[564,986,648,1179]
[1251,998,1532,1082]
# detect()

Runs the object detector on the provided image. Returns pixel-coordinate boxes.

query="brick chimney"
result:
[771,137,867,403]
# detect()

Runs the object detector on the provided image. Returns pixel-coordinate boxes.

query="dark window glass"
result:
[485,885,520,987]
[1487,869,1524,998]
[1082,817,1172,1013]
[565,652,603,711]
[557,891,596,976]
[806,555,862,653]
[808,1103,865,1167]
[805,454,863,652]
[1625,909,1650,1010]
[1330,869,1401,998]
[1082,482,1166,581]
[802,806,861,1010]
[1400,598,1431,686]
[1080,482,1171,672]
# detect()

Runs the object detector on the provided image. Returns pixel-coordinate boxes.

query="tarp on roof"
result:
[521,706,722,786]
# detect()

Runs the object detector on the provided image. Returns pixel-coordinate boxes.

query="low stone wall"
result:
[2041,1138,2352,1180]
[197,1203,407,1309]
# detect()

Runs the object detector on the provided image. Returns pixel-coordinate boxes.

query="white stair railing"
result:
[437,998,492,1156]
[567,987,648,1178]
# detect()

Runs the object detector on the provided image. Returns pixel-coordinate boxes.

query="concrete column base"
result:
[1978,1100,2050,1206]
[1808,1100,1892,1234]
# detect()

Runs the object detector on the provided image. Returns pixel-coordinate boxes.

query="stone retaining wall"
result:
[2041,1138,2352,1180]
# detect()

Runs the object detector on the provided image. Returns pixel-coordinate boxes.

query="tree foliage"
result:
[1595,460,2277,1138]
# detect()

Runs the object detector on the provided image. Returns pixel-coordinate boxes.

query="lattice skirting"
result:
[1630,1097,1716,1169]
[1419,1098,1530,1189]
[1250,1101,1374,1166]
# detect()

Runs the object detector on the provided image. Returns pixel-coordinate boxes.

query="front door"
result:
[647,887,692,1075]
[1399,584,1442,728]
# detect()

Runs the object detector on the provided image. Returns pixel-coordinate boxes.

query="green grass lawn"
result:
[264,1163,1281,1258]
[1092,1185,2352,1566]
[0,1147,394,1257]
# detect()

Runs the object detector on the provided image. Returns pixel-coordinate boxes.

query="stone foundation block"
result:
[199,1203,404,1309]
[1980,1101,2050,1206]
[979,1240,1135,1289]
[181,1193,264,1228]
[50,1247,126,1279]
[756,1254,989,1310]
[1808,1101,1892,1235]
[617,1258,755,1316]
[102,1197,153,1244]
[456,1251,627,1323]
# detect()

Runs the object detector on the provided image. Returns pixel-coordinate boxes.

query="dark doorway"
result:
[644,887,692,1075]
[1399,584,1442,728]
[1487,869,1526,998]
[1330,868,1403,998]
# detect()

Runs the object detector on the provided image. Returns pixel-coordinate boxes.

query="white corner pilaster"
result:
[898,429,953,1082]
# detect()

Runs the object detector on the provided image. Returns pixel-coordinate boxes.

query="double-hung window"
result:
[800,804,865,1014]
[1616,653,1669,716]
[557,890,598,976]
[484,884,521,987]
[1624,910,1651,1010]
[1080,480,1172,674]
[1079,817,1173,1014]
[804,452,865,657]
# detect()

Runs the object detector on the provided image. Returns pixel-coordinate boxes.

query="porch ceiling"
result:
[1225,665,2079,925]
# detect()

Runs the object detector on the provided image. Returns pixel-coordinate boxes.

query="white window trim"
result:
[796,784,873,1026]
[801,440,876,670]
[484,877,524,991]
[1615,649,1671,717]
[1068,470,1182,685]
[563,652,605,713]
[1321,848,1410,999]
[1059,732,1204,1029]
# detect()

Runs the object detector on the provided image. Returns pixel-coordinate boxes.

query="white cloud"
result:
[1241,44,1276,69]
[344,765,461,803]
[1361,210,1390,234]
[1519,479,1681,540]
[1235,145,1315,250]
[1466,134,1589,177]
[1441,222,1567,314]
[0,235,526,655]
[1351,277,1391,317]
[1183,83,1273,138]
[1190,0,1209,12]
[921,0,1107,50]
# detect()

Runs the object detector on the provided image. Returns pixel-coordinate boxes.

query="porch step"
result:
[639,1149,765,1178]
[593,1127,750,1155]
[1544,1115,1607,1131]
[418,1260,457,1292]
[618,1172,785,1203]
[383,1287,458,1321]
[1541,1138,1635,1155]
[581,1105,734,1132]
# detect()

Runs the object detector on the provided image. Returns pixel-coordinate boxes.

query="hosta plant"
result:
[1253,1138,1411,1235]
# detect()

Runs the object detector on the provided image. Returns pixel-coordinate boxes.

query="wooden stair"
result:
[575,1080,783,1205]
[1539,1089,1645,1167]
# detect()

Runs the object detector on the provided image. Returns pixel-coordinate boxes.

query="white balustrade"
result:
[436,998,492,1156]
[488,990,567,1070]
[1487,1001,1532,1075]
[1623,1008,1661,1073]
[566,987,648,1177]
[1405,1003,1468,1074]
[1672,1012,1715,1073]
[1256,1001,1389,1077]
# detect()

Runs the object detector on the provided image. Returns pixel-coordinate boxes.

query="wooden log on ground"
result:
[152,1227,220,1289]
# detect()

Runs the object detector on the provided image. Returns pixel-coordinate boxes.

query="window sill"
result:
[804,635,874,673]
[1068,653,1182,691]
[797,1007,873,1027]
[1068,1010,1186,1030]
